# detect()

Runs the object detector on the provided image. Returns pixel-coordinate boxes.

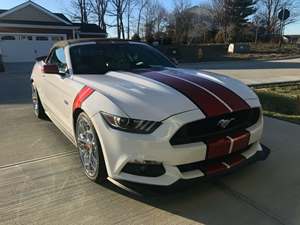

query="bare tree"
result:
[187,4,214,44]
[172,0,192,43]
[144,0,157,41]
[136,0,148,36]
[90,0,109,32]
[173,0,191,14]
[253,14,261,43]
[71,0,90,23]
[126,0,138,39]
[110,0,128,39]
[210,0,231,43]
[258,0,299,38]
[155,4,168,33]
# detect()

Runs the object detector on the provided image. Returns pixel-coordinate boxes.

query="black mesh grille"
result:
[170,108,261,145]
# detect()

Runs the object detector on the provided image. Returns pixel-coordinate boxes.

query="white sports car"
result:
[31,39,269,186]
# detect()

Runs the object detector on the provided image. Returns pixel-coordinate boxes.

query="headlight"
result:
[101,112,161,134]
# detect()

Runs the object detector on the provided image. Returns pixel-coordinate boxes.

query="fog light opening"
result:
[122,161,166,177]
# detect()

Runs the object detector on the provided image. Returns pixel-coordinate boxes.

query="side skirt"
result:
[45,109,77,146]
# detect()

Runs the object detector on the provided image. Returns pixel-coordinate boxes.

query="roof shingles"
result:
[0,8,106,34]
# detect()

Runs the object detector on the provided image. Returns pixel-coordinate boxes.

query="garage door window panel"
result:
[1,36,15,40]
[52,36,64,42]
[36,36,49,41]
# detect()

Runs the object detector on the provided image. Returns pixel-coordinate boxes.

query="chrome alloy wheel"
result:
[77,116,99,177]
[32,85,39,116]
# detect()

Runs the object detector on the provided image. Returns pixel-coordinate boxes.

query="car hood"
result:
[73,68,258,121]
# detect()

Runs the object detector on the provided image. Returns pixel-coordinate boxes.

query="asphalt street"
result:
[181,58,300,85]
[0,60,300,225]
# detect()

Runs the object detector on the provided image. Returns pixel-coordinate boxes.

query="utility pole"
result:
[279,7,285,47]
[278,6,289,47]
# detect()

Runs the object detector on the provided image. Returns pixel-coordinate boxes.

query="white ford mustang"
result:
[31,39,269,186]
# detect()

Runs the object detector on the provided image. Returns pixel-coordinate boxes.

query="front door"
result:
[43,47,75,134]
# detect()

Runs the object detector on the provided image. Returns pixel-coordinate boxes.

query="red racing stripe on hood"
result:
[73,86,95,111]
[135,70,231,117]
[162,70,250,112]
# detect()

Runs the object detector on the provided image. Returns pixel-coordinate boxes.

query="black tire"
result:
[31,83,47,119]
[76,112,107,184]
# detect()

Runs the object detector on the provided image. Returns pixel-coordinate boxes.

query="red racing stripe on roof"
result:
[137,71,231,117]
[73,86,94,111]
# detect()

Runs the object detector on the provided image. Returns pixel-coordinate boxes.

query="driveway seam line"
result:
[0,151,77,170]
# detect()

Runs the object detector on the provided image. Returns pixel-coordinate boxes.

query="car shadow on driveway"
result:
[100,155,286,225]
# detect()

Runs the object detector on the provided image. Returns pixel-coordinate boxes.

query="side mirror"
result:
[42,64,59,74]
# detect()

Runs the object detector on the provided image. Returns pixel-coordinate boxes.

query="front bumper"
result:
[91,109,265,186]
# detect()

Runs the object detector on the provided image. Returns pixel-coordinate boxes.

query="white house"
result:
[0,1,107,63]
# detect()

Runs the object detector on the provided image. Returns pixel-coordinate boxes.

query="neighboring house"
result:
[0,1,107,63]
[285,35,300,44]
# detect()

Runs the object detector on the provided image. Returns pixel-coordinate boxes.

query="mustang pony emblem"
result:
[217,118,235,129]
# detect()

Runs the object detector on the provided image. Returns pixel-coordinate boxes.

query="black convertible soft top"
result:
[53,38,137,49]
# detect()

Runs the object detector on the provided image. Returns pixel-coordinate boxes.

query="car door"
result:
[43,47,77,135]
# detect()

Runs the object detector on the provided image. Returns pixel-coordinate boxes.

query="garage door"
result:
[0,34,66,63]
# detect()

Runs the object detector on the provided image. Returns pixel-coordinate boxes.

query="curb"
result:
[249,80,300,88]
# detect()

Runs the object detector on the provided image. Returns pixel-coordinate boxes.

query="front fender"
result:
[80,90,128,120]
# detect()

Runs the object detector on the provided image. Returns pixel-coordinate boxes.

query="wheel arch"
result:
[73,108,84,134]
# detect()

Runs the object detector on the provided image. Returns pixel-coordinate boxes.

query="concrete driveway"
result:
[0,62,300,225]
[1,105,299,225]
[180,58,300,85]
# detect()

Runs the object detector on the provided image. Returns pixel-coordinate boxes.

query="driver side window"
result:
[48,48,67,73]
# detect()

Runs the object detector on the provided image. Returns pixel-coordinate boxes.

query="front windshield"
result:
[70,43,175,74]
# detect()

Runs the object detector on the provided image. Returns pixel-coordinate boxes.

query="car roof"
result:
[53,38,140,48]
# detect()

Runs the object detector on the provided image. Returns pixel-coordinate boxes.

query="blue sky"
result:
[1,0,299,35]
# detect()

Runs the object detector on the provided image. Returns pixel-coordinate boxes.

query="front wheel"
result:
[76,112,107,184]
[31,83,47,119]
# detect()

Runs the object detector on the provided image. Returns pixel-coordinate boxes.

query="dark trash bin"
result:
[0,49,5,72]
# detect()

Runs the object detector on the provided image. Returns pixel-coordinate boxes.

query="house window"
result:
[1,36,16,40]
[19,35,33,41]
[36,36,49,41]
[51,36,64,41]
[20,36,27,40]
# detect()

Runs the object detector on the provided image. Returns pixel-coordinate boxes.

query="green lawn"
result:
[229,43,300,61]
[255,85,300,124]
